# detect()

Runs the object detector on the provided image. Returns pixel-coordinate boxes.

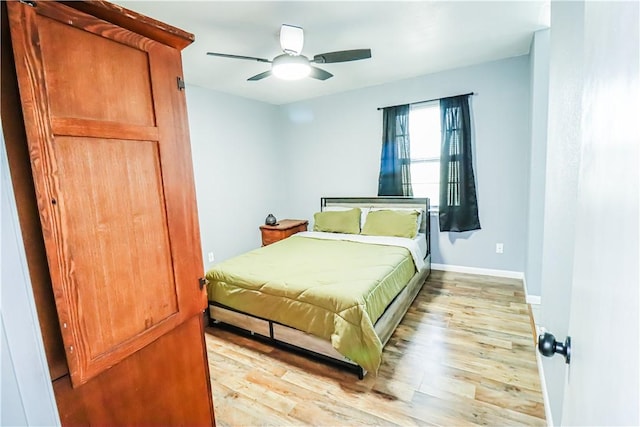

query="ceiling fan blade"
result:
[207,52,271,63]
[312,49,372,64]
[280,24,304,55]
[309,66,333,81]
[247,70,272,81]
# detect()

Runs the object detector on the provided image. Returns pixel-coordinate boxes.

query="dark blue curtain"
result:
[439,95,480,232]
[378,105,413,196]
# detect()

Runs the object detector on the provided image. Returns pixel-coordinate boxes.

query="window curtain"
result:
[377,105,413,196]
[439,95,481,232]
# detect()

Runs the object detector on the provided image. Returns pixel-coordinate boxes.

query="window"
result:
[409,101,441,207]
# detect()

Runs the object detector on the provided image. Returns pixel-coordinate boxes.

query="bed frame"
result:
[208,197,431,378]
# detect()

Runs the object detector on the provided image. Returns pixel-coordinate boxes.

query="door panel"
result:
[53,315,213,426]
[147,35,207,319]
[38,16,155,126]
[53,136,178,357]
[7,1,207,387]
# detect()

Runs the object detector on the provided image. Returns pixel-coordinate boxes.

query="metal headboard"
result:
[320,197,430,256]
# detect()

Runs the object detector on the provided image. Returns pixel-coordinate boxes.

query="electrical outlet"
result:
[496,243,504,254]
[207,252,214,262]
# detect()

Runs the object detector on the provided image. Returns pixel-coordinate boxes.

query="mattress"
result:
[205,233,421,373]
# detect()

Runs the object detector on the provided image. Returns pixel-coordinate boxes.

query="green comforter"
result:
[205,235,416,373]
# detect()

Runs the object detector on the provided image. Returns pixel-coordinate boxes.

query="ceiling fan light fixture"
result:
[207,24,371,82]
[271,54,310,80]
[280,24,304,55]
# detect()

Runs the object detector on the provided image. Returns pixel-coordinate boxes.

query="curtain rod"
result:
[376,92,475,111]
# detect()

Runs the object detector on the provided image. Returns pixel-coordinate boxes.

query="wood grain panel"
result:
[54,315,215,426]
[51,117,158,141]
[210,306,271,337]
[53,136,178,358]
[60,1,194,50]
[272,324,351,362]
[147,38,208,318]
[37,14,155,125]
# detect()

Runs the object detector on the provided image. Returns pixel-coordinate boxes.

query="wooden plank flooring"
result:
[205,270,546,426]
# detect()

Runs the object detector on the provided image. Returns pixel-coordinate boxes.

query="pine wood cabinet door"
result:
[7,1,207,387]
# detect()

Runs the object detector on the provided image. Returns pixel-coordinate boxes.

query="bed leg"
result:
[205,305,215,327]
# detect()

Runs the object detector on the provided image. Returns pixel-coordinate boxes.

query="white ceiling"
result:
[115,1,550,105]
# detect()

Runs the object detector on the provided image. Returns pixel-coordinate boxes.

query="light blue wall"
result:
[185,85,285,266]
[526,29,550,298]
[185,56,538,282]
[280,56,532,275]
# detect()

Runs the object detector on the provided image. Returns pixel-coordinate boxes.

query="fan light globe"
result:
[280,24,304,55]
[272,54,311,80]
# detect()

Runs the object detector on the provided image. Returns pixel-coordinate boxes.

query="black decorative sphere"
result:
[265,214,277,226]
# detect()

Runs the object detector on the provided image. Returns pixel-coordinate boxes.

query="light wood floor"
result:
[204,270,546,426]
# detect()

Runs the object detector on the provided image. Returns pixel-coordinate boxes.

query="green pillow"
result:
[313,208,361,234]
[361,209,419,238]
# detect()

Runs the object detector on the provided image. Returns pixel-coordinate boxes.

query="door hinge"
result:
[177,76,185,91]
[199,277,208,290]
[19,0,37,6]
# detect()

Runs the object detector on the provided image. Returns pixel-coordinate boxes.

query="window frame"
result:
[408,101,441,211]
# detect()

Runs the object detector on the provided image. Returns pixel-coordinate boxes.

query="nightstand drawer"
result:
[261,233,282,246]
[259,219,308,246]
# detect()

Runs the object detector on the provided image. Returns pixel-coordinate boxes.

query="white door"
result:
[560,2,639,425]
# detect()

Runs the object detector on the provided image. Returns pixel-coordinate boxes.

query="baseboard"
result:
[535,348,554,426]
[431,263,524,279]
[522,275,542,305]
[431,263,542,304]
[526,295,541,304]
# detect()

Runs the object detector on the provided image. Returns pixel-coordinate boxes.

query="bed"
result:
[205,197,431,378]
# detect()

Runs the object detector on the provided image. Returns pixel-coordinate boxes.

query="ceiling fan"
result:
[206,24,372,81]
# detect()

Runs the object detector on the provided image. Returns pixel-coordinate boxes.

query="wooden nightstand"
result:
[259,219,308,246]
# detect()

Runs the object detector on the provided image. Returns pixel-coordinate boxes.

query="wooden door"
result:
[7,0,207,390]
